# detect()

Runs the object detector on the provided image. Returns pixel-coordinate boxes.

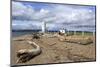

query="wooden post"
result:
[68,29,69,35]
[93,31,95,36]
[82,31,84,36]
[74,30,76,35]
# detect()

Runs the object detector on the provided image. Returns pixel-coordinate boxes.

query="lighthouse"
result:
[42,21,46,33]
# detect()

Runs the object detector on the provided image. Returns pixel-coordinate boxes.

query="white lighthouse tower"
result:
[42,21,46,33]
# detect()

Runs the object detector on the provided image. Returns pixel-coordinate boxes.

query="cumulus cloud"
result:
[12,1,35,20]
[12,20,41,30]
[12,1,96,32]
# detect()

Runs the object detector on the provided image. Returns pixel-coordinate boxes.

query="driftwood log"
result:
[32,33,40,39]
[58,35,93,45]
[16,41,41,63]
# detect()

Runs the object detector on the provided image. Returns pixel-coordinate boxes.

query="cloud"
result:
[12,20,41,30]
[12,1,95,32]
[12,1,35,20]
[51,5,95,24]
[12,1,50,21]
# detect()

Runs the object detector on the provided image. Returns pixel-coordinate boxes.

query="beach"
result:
[11,33,96,66]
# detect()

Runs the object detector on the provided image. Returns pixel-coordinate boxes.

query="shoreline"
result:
[12,31,95,37]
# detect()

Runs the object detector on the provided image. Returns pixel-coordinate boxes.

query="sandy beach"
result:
[11,33,96,66]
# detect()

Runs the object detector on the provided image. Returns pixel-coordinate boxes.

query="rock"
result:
[32,33,40,39]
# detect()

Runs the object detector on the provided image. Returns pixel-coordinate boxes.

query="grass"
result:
[66,31,94,36]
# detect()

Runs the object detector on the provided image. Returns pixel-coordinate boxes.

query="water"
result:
[12,30,40,37]
[12,31,30,37]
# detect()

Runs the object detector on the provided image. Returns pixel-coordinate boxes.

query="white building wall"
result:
[42,21,46,33]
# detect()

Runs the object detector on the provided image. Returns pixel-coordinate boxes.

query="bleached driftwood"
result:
[58,36,93,45]
[16,41,41,63]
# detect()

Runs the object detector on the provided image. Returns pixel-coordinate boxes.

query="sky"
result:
[12,1,96,32]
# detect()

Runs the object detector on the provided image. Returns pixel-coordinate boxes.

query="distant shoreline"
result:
[12,29,95,32]
[12,30,94,37]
